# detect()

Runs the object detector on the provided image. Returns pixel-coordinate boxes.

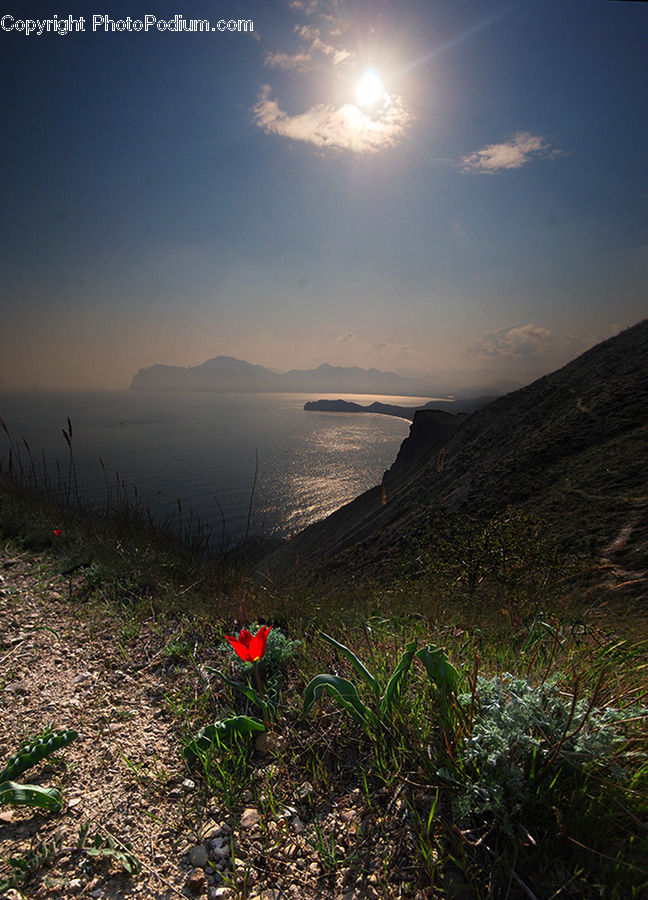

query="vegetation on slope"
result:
[1,452,647,898]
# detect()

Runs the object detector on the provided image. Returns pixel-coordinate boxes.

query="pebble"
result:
[254,732,287,754]
[189,845,209,867]
[186,868,206,895]
[208,888,232,899]
[209,841,231,862]
[239,807,260,829]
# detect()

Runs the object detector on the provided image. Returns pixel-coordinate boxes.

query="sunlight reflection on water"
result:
[0,390,416,542]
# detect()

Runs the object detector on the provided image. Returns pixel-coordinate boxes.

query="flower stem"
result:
[253,661,270,728]
[253,661,265,701]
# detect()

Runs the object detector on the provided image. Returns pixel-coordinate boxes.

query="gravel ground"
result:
[0,547,427,900]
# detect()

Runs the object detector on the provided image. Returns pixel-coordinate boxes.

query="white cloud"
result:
[336,331,356,343]
[264,51,312,71]
[293,24,351,64]
[288,0,320,13]
[465,323,566,359]
[255,0,412,153]
[253,86,410,153]
[460,132,565,174]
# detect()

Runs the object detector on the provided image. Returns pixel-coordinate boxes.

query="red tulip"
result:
[53,528,62,537]
[225,625,272,663]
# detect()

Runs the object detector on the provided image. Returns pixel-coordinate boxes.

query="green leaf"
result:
[320,633,381,702]
[303,674,378,728]
[417,645,459,695]
[86,834,141,874]
[0,781,63,812]
[380,640,417,716]
[0,727,78,783]
[182,716,266,765]
[214,670,267,711]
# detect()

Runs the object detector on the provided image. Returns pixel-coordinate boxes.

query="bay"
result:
[0,390,419,544]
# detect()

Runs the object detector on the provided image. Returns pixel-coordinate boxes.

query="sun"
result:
[355,69,385,109]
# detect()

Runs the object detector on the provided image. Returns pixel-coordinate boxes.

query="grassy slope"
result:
[1,473,647,897]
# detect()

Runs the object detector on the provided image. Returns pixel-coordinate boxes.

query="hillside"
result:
[267,320,648,598]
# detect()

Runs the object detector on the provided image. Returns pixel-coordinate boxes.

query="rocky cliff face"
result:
[265,319,648,599]
[382,409,466,483]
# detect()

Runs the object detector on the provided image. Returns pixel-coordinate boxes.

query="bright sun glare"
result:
[355,69,384,109]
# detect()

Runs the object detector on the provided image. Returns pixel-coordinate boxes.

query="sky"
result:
[1,0,647,392]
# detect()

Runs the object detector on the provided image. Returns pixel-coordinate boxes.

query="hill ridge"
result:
[267,319,648,598]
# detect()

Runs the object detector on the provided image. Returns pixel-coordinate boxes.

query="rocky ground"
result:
[0,547,425,900]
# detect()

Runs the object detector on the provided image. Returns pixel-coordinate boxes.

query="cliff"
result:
[265,319,648,596]
[382,409,466,480]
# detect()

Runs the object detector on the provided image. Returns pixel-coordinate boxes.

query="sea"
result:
[0,390,431,546]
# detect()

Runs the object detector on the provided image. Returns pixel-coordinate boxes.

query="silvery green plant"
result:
[449,673,647,834]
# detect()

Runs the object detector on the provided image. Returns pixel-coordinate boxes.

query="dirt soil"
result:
[0,547,423,900]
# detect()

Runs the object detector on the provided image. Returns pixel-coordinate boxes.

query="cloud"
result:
[264,51,312,71]
[253,86,410,153]
[460,132,565,174]
[255,0,412,153]
[336,331,356,343]
[288,0,320,13]
[371,340,413,358]
[293,24,351,65]
[465,323,566,359]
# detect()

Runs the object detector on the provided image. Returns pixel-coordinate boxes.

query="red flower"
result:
[225,625,272,663]
[53,529,62,537]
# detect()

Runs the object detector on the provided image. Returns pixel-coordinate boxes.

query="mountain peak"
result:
[130,357,433,396]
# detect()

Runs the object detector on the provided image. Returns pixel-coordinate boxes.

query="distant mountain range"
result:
[130,356,515,397]
[130,356,434,396]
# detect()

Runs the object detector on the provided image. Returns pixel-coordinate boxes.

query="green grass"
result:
[1,448,647,898]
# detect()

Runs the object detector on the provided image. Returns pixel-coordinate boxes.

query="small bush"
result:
[451,673,646,835]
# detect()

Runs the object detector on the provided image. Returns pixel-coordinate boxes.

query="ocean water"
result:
[0,390,419,543]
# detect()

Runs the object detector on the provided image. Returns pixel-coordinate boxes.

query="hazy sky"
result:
[1,0,647,391]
